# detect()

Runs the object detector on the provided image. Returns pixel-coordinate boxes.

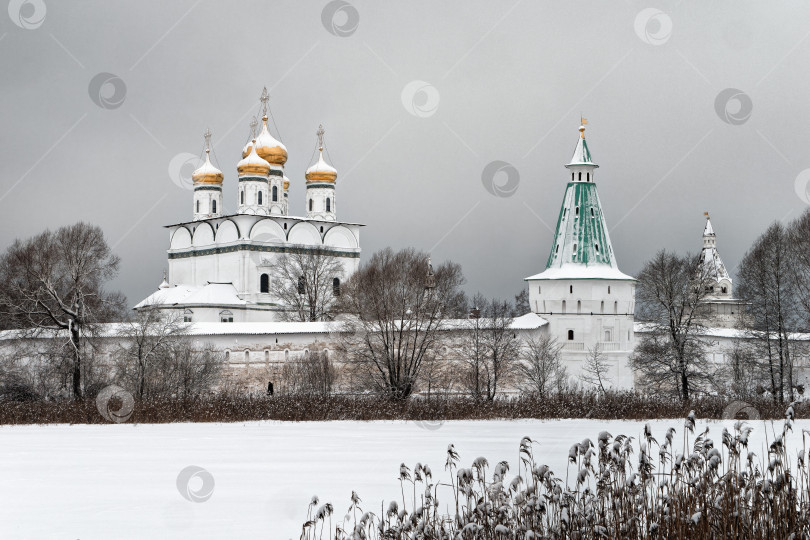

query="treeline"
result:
[632,209,810,403]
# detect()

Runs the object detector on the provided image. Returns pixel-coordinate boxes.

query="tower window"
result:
[240,190,244,204]
[600,301,604,313]
[608,286,611,294]
[260,273,269,293]
[595,243,599,252]
[212,199,216,214]
[614,301,618,315]
[591,208,595,217]
[309,199,313,212]
[272,185,278,202]
[573,244,577,253]
[562,300,567,313]
[258,191,263,205]
[569,285,573,294]
[577,300,581,314]
[571,172,574,181]
[196,200,200,213]
[326,197,331,212]
[556,244,559,253]
[332,277,341,296]
[578,172,582,181]
[575,207,580,216]
[568,330,574,341]
[587,172,590,182]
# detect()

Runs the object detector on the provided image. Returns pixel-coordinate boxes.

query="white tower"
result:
[192,129,224,221]
[525,121,636,389]
[237,137,271,215]
[305,124,337,221]
[696,213,748,328]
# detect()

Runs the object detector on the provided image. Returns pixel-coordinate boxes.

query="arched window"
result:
[244,349,250,362]
[183,309,193,323]
[613,301,618,315]
[573,244,577,253]
[326,197,331,212]
[595,243,599,252]
[272,185,278,202]
[575,206,580,216]
[297,275,306,294]
[587,172,590,182]
[260,273,269,293]
[562,300,567,314]
[555,244,560,253]
[258,191,263,205]
[240,190,244,204]
[220,310,234,323]
[591,208,595,217]
[578,172,582,181]
[608,286,611,294]
[571,172,574,181]
[600,301,604,314]
[568,330,574,341]
[332,277,341,296]
[569,285,573,294]
[212,199,217,213]
[225,350,230,361]
[577,300,581,314]
[196,200,200,213]
[309,199,313,212]
[605,330,612,341]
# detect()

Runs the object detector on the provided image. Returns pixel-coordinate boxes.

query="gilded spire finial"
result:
[579,116,587,139]
[249,116,259,139]
[259,87,270,117]
[316,124,325,151]
[203,127,212,154]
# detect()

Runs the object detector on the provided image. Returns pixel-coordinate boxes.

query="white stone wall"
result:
[305,185,336,221]
[193,188,223,221]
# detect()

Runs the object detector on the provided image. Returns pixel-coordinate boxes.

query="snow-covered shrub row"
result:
[304,407,809,539]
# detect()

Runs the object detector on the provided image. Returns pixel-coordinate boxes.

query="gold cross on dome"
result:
[203,128,212,150]
[316,124,325,150]
[259,87,269,116]
[249,116,258,138]
[580,116,588,126]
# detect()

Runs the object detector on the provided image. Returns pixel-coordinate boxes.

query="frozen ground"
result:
[0,417,805,539]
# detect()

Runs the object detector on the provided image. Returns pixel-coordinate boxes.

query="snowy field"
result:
[0,417,805,539]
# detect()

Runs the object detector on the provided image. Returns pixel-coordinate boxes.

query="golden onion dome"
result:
[305,149,337,183]
[192,150,224,185]
[255,115,288,166]
[241,139,254,159]
[237,140,271,176]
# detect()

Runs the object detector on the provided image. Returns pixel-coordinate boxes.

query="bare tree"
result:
[280,350,336,396]
[737,222,801,403]
[513,289,530,317]
[337,248,465,400]
[631,250,715,400]
[116,307,188,399]
[0,223,126,399]
[788,209,810,329]
[516,334,565,398]
[459,296,520,400]
[581,343,612,394]
[164,340,224,399]
[714,339,760,400]
[266,250,345,322]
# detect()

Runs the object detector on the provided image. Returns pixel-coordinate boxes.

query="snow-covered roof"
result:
[566,128,597,167]
[526,263,635,281]
[306,150,337,176]
[134,283,245,309]
[633,322,810,341]
[255,119,287,153]
[700,217,731,285]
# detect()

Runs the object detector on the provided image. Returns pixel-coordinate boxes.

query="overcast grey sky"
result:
[1,0,809,306]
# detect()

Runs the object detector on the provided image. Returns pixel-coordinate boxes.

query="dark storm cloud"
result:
[1,0,808,306]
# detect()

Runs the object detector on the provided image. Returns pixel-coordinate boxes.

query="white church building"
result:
[136,92,361,323]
